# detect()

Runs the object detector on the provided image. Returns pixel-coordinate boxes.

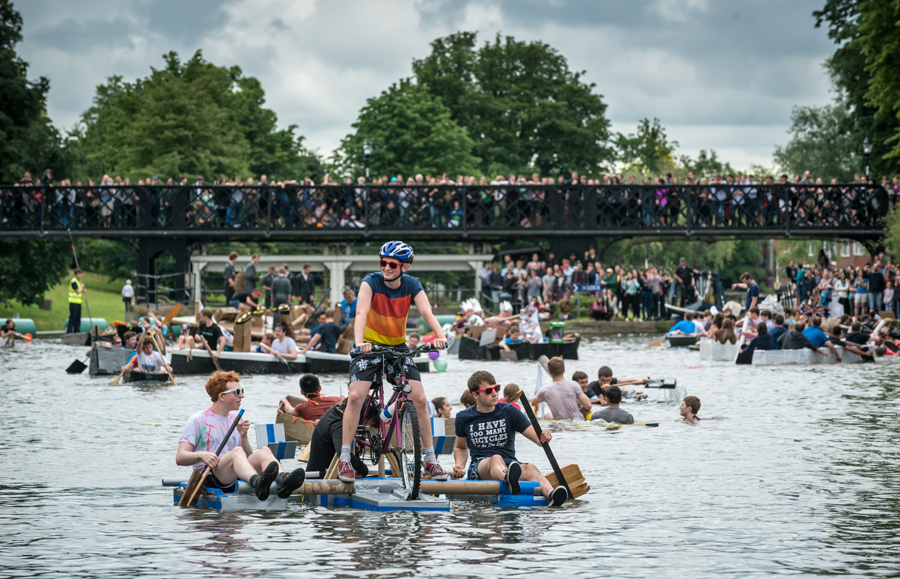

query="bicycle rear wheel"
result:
[396,402,421,500]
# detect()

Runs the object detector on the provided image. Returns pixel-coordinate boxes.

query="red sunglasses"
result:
[380,259,401,270]
[474,384,501,394]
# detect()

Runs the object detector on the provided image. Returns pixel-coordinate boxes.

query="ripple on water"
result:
[2,338,900,577]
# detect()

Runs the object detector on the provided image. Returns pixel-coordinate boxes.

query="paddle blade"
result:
[544,463,589,499]
[648,340,663,347]
[24,333,33,343]
[66,359,88,374]
[160,303,182,327]
[178,468,204,507]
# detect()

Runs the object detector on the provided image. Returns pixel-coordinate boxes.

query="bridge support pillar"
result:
[324,260,349,308]
[136,237,190,306]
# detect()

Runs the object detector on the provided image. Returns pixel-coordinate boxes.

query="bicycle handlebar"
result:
[351,342,442,356]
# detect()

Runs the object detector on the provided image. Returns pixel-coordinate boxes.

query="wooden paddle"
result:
[260,342,291,369]
[179,408,245,507]
[648,337,665,347]
[515,389,572,499]
[150,330,178,386]
[200,336,223,372]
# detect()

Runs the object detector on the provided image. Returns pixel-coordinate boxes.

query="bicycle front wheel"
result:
[396,402,421,500]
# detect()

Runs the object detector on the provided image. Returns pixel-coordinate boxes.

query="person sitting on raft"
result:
[680,396,701,421]
[253,332,274,353]
[122,336,172,374]
[261,323,298,360]
[827,326,886,363]
[741,322,776,356]
[122,331,138,350]
[194,308,226,360]
[300,309,341,354]
[279,373,343,424]
[305,397,376,477]
[802,317,842,362]
[176,371,306,500]
[176,324,193,349]
[777,321,827,356]
[452,370,568,507]
[588,386,634,424]
[665,311,700,342]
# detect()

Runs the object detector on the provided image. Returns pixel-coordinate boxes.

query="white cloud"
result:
[15,0,836,172]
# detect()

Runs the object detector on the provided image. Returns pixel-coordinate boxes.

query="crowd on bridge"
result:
[2,169,897,232]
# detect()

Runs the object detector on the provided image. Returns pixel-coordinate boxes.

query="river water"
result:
[2,336,899,578]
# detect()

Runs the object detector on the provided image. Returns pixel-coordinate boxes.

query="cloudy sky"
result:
[16,0,837,171]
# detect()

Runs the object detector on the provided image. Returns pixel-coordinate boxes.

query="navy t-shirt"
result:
[313,322,340,353]
[454,403,531,462]
[745,283,759,311]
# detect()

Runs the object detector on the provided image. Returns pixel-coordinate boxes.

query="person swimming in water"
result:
[680,396,701,421]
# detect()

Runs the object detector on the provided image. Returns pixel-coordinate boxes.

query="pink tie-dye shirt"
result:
[179,408,243,471]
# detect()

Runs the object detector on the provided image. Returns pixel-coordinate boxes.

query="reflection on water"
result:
[2,338,900,577]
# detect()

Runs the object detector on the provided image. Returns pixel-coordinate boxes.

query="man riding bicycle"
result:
[339,241,449,482]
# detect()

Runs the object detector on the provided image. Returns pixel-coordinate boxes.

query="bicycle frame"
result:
[353,347,420,463]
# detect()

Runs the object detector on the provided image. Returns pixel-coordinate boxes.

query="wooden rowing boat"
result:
[124,370,172,383]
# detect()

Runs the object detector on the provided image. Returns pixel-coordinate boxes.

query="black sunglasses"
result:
[380,260,400,270]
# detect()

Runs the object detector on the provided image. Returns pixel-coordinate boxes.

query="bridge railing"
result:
[0,183,889,235]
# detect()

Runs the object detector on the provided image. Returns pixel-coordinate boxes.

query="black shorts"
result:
[468,456,523,481]
[204,469,237,494]
[348,348,420,386]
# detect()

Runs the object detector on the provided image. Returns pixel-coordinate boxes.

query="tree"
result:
[773,99,859,180]
[0,239,70,305]
[615,118,678,176]
[857,0,900,163]
[678,149,737,180]
[78,50,319,181]
[0,0,66,182]
[413,32,613,177]
[814,0,900,176]
[330,79,479,178]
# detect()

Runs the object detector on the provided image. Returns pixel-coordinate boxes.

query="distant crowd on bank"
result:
[479,249,712,321]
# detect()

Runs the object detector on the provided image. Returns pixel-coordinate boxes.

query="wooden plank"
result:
[544,463,590,499]
[323,454,339,480]
[298,443,311,462]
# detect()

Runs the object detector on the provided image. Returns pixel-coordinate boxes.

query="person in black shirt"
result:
[674,257,698,307]
[194,307,226,360]
[306,399,375,475]
[742,322,775,355]
[293,264,316,306]
[845,322,870,345]
[867,266,885,311]
[224,251,238,303]
[261,265,276,308]
[300,309,341,354]
[229,290,261,313]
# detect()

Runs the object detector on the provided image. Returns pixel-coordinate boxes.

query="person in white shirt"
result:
[121,279,135,313]
[122,337,172,374]
[264,323,298,360]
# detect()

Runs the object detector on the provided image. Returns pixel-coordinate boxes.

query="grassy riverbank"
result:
[0,271,127,331]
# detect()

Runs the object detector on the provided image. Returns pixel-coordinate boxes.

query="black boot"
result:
[276,468,306,499]
[251,461,279,501]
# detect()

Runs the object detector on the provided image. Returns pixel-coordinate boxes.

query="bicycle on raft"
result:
[349,343,439,500]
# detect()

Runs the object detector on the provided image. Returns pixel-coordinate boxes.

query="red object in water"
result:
[24,333,33,343]
[688,366,699,369]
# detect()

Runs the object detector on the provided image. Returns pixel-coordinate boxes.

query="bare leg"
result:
[475,457,553,498]
[520,463,553,498]
[407,380,434,451]
[212,447,281,484]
